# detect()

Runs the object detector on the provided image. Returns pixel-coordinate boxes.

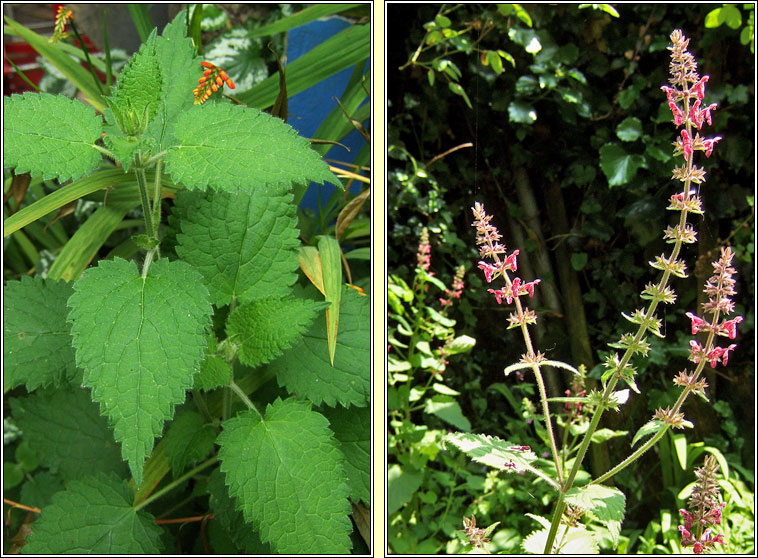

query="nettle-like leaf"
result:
[217,398,352,554]
[270,286,370,407]
[321,405,371,505]
[67,258,212,486]
[3,276,77,392]
[105,29,162,137]
[565,484,626,549]
[10,387,128,481]
[3,92,102,181]
[164,102,341,191]
[207,468,270,554]
[444,432,537,471]
[21,472,163,554]
[227,296,328,368]
[163,411,217,477]
[174,187,299,306]
[147,8,203,150]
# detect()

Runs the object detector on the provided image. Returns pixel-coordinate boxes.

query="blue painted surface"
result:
[286,18,369,211]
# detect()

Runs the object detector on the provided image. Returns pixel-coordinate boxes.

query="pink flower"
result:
[702,136,721,158]
[703,103,718,126]
[478,261,497,283]
[523,279,541,297]
[720,316,743,339]
[681,129,693,158]
[504,250,519,271]
[685,311,707,334]
[511,277,521,300]
[488,288,505,305]
[692,75,710,100]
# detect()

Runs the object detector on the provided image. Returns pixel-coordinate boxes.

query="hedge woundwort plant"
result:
[444,30,739,554]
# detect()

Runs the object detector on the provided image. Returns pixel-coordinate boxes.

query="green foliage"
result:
[389,3,752,554]
[4,5,369,554]
[22,473,163,554]
[217,398,353,554]
[165,103,341,192]
[3,93,103,181]
[3,276,76,392]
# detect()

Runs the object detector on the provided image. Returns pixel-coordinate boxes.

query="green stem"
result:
[134,160,155,240]
[151,159,164,256]
[134,456,218,512]
[228,380,262,419]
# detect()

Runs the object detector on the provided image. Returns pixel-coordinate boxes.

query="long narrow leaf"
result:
[312,66,370,156]
[318,235,343,365]
[248,4,363,37]
[127,4,154,44]
[240,24,369,110]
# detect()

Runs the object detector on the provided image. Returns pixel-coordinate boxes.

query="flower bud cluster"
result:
[472,202,540,329]
[685,247,742,369]
[662,30,721,166]
[415,227,432,273]
[440,265,466,308]
[678,455,726,553]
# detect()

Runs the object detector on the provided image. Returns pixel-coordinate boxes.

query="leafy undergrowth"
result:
[3,6,370,555]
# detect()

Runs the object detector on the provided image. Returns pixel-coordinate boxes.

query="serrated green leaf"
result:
[269,287,369,407]
[321,405,370,504]
[3,276,76,392]
[631,419,665,447]
[217,399,352,554]
[147,9,203,151]
[165,103,341,191]
[163,411,217,477]
[10,388,128,481]
[207,469,270,553]
[67,257,212,486]
[425,395,471,431]
[106,29,162,136]
[21,473,163,554]
[174,188,299,306]
[3,92,102,181]
[444,432,536,471]
[227,296,327,368]
[599,143,645,187]
[565,484,626,524]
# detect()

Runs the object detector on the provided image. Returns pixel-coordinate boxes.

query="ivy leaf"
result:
[269,287,370,407]
[227,296,328,368]
[615,116,643,142]
[165,103,341,191]
[174,188,300,307]
[3,276,77,392]
[599,143,645,187]
[217,399,352,554]
[67,258,212,486]
[508,100,537,124]
[10,388,128,481]
[21,472,163,554]
[163,411,217,477]
[321,405,371,504]
[3,92,102,181]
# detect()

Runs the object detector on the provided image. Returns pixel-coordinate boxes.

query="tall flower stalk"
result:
[451,30,739,554]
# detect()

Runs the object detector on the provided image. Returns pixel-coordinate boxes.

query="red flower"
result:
[685,311,707,334]
[681,129,693,158]
[720,316,743,339]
